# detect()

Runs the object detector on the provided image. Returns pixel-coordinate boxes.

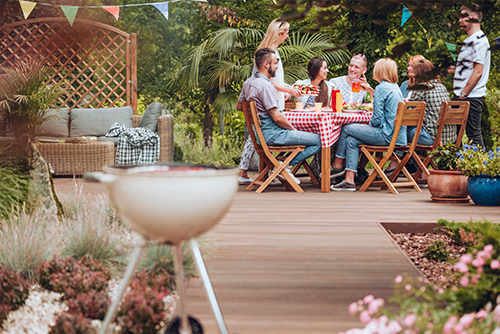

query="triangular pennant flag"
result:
[496,36,500,45]
[61,6,78,26]
[401,5,412,27]
[19,0,37,20]
[153,2,168,20]
[445,42,458,61]
[103,6,120,21]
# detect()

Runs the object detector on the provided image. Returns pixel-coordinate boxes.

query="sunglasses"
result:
[354,54,367,60]
[277,19,286,28]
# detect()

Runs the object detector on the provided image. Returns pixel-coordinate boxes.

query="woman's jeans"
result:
[335,123,389,173]
[267,130,321,166]
[407,126,434,145]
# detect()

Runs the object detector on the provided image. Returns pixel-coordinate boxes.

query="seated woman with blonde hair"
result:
[330,58,405,192]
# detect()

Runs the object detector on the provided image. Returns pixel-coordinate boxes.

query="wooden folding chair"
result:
[359,101,426,194]
[241,101,308,193]
[412,101,470,182]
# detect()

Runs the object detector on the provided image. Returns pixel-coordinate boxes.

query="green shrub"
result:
[485,88,500,147]
[0,207,62,279]
[58,190,132,276]
[0,165,29,220]
[423,240,449,261]
[435,218,482,247]
[140,243,196,280]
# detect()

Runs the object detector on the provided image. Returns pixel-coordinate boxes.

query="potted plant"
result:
[427,143,469,203]
[457,144,500,206]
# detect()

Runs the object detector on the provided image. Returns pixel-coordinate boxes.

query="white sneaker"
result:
[284,166,301,184]
[238,176,253,184]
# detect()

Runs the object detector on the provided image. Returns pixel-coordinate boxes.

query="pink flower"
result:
[395,275,403,283]
[471,273,481,285]
[484,244,494,254]
[363,294,375,304]
[360,310,371,324]
[405,284,411,291]
[453,261,469,273]
[387,320,402,333]
[438,288,444,295]
[472,257,485,268]
[491,260,500,270]
[443,316,458,334]
[492,328,500,334]
[453,323,464,333]
[368,298,384,314]
[403,313,417,327]
[461,254,473,263]
[476,309,489,319]
[348,302,358,316]
[440,276,447,282]
[459,313,475,327]
[423,278,429,284]
[493,305,500,322]
[460,275,469,287]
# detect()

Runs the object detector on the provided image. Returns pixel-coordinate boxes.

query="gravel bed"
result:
[389,231,468,288]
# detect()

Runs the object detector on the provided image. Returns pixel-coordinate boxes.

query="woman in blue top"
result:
[330,58,405,191]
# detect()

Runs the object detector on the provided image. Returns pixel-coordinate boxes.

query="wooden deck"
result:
[54,177,500,334]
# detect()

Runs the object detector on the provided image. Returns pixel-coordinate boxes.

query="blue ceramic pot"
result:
[467,175,500,206]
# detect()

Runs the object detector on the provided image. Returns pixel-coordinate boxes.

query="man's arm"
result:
[268,108,297,130]
[237,101,242,111]
[459,62,483,98]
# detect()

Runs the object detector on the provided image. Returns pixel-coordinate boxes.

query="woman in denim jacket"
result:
[330,58,405,192]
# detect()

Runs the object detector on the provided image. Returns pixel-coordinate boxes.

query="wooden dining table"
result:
[284,110,373,192]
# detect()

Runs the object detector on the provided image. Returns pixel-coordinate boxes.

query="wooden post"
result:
[321,147,330,192]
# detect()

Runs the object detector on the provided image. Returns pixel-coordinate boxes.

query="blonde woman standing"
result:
[238,18,301,184]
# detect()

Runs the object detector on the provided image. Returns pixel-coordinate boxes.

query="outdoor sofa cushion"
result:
[138,101,162,132]
[70,106,133,137]
[37,108,70,137]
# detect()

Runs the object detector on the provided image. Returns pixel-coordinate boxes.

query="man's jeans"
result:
[407,126,434,145]
[267,130,321,166]
[336,123,389,173]
[452,95,484,147]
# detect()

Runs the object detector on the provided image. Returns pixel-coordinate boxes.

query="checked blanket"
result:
[106,123,160,166]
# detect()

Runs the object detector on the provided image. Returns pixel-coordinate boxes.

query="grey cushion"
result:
[138,102,162,132]
[37,108,70,137]
[70,107,133,137]
[97,136,118,145]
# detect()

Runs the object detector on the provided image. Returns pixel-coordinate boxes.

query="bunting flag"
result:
[103,6,120,21]
[401,5,412,27]
[60,6,78,26]
[496,37,500,45]
[445,42,458,61]
[19,0,37,19]
[153,2,168,20]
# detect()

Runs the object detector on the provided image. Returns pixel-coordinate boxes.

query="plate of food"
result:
[341,102,373,112]
[293,84,319,96]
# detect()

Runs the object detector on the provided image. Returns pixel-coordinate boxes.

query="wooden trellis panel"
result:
[0,18,137,113]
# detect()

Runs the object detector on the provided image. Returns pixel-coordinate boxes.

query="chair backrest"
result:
[432,101,470,149]
[389,101,426,152]
[241,101,265,153]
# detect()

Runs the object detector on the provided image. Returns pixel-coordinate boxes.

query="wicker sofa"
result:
[1,103,174,175]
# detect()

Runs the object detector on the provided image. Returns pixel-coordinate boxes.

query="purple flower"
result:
[484,161,488,165]
[469,154,474,158]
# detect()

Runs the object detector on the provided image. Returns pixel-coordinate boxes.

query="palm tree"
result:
[175,27,350,144]
[0,60,63,216]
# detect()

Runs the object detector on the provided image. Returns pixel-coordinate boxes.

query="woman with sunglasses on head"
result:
[238,18,301,184]
[293,57,334,108]
[329,54,372,103]
[399,55,426,100]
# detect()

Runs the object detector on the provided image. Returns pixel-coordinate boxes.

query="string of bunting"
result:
[18,0,207,26]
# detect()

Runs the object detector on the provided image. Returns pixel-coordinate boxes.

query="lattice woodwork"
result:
[0,18,137,113]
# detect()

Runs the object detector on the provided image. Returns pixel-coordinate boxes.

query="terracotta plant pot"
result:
[427,169,469,203]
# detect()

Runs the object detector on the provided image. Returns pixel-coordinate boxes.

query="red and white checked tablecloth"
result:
[284,111,373,148]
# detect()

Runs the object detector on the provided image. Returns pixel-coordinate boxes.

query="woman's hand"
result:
[287,86,302,98]
[360,74,374,95]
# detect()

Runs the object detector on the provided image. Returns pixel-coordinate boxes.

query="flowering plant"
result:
[430,143,462,171]
[457,144,500,177]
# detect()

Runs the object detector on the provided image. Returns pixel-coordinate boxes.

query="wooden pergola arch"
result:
[0,18,137,113]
